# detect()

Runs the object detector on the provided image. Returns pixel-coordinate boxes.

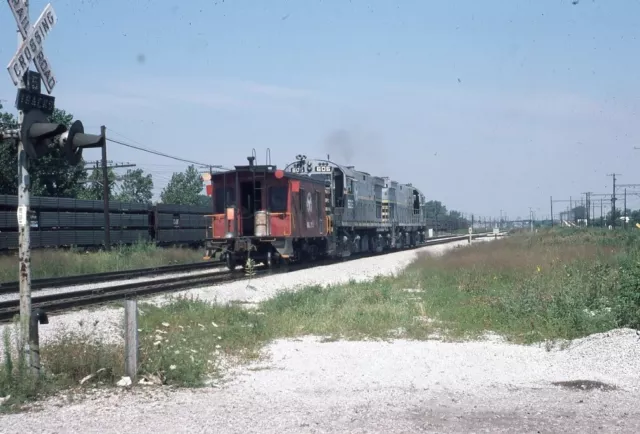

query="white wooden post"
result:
[124,299,139,380]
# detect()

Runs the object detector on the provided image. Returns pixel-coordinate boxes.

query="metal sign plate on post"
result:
[23,69,41,93]
[6,1,57,93]
[15,83,55,115]
[16,204,27,227]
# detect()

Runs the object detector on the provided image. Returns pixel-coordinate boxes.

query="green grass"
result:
[3,227,640,410]
[395,228,640,343]
[0,241,206,283]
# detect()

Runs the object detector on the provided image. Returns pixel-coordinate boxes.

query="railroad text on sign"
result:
[6,2,57,93]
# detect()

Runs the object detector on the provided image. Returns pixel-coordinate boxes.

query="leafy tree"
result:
[197,194,213,208]
[116,168,153,204]
[160,165,204,205]
[78,166,117,201]
[0,104,19,195]
[424,200,447,218]
[0,104,87,197]
[570,205,587,221]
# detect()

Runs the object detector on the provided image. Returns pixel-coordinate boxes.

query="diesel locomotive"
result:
[203,153,433,270]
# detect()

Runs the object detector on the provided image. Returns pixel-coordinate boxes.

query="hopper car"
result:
[203,153,434,270]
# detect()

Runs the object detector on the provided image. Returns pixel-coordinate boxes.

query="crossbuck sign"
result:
[6,1,57,94]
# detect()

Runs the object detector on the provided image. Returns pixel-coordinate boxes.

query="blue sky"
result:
[1,0,639,221]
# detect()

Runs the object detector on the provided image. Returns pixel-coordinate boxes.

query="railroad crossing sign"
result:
[6,1,58,94]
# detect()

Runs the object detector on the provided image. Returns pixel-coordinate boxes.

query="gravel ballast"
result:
[0,267,226,303]
[2,329,640,433]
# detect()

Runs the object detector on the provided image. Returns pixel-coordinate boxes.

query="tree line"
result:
[423,200,472,230]
[0,104,209,206]
[568,205,640,227]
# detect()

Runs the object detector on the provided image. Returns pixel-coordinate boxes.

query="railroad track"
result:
[0,261,223,295]
[0,270,244,322]
[0,233,496,323]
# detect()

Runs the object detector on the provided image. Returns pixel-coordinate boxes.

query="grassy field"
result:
[0,242,206,283]
[3,228,640,409]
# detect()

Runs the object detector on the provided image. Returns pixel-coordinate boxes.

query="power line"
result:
[86,160,137,169]
[105,137,219,168]
[104,128,234,170]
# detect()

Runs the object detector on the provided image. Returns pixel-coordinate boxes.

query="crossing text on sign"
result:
[7,1,58,94]
[7,3,57,90]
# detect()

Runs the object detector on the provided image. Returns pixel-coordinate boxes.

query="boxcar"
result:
[203,156,328,269]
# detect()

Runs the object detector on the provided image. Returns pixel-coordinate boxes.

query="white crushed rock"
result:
[149,237,490,307]
[0,267,225,303]
[2,329,639,432]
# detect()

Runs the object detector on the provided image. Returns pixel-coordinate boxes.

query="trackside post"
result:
[8,0,61,377]
[124,299,139,379]
[29,309,49,372]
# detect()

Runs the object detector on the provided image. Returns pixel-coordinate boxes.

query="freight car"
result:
[203,154,436,270]
[0,194,212,251]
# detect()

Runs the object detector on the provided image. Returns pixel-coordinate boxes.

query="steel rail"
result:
[0,261,223,295]
[0,270,244,322]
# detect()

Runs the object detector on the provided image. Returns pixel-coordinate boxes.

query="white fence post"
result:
[124,299,139,380]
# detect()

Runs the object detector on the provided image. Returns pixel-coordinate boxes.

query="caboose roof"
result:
[233,164,276,172]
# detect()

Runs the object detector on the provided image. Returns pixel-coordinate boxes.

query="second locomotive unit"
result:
[203,153,431,270]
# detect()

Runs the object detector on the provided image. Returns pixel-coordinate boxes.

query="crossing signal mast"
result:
[0,0,104,376]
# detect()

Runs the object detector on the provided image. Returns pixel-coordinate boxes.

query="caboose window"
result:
[268,186,288,213]
[214,187,235,213]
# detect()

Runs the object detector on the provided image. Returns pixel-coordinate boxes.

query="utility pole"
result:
[582,192,592,227]
[550,196,553,227]
[100,126,112,250]
[624,188,627,229]
[607,173,621,227]
[89,142,136,251]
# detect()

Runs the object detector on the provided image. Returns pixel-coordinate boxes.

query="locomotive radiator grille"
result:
[381,201,390,222]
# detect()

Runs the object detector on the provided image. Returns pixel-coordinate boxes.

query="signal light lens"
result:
[275,169,284,179]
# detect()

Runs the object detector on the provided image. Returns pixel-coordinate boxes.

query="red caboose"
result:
[204,156,328,269]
